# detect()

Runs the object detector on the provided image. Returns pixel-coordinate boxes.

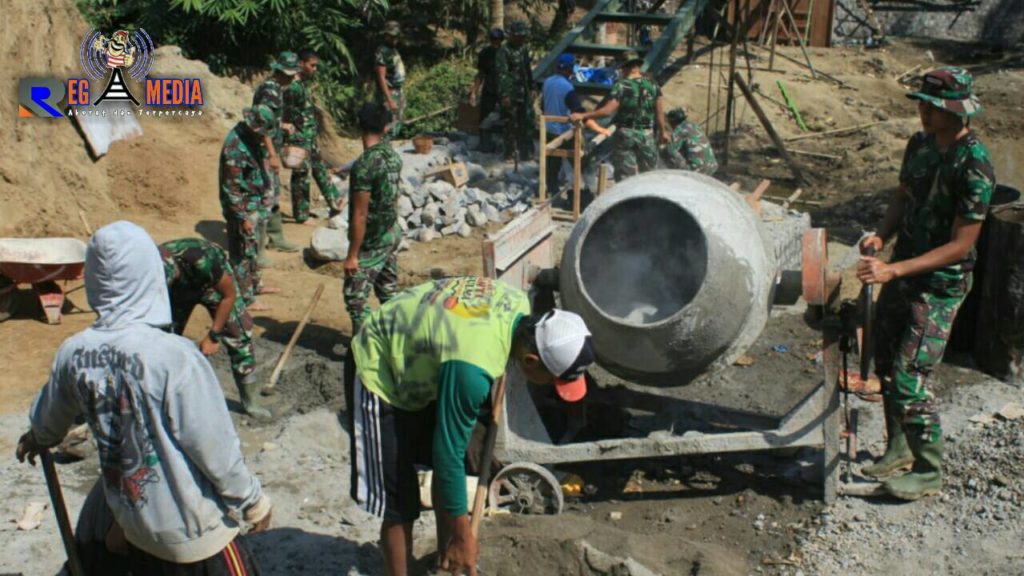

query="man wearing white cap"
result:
[345,276,594,576]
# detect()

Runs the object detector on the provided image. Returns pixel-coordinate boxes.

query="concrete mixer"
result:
[480,171,849,514]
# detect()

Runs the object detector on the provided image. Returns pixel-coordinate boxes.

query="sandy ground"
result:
[2,1,1024,574]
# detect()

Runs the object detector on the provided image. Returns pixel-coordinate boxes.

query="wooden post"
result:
[781,0,818,79]
[768,0,784,70]
[572,126,583,219]
[538,113,548,202]
[732,73,807,186]
[723,0,741,168]
[597,163,609,196]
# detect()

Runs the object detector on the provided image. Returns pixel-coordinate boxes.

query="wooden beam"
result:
[785,120,887,142]
[732,73,808,185]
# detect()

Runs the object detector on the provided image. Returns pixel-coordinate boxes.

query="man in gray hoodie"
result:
[16,221,272,574]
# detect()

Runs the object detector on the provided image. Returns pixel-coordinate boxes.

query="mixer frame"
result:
[482,204,844,503]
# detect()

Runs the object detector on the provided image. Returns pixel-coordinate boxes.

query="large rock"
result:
[397,195,414,218]
[421,203,441,227]
[465,162,488,184]
[442,207,467,228]
[310,227,349,262]
[415,228,439,243]
[482,203,502,223]
[466,204,487,227]
[425,180,455,203]
[407,208,423,228]
[457,223,472,238]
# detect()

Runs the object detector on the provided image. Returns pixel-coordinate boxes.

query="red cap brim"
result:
[554,375,587,403]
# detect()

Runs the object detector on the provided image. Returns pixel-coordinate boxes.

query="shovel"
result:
[41,450,85,576]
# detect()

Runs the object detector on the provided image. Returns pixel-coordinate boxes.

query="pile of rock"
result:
[310,138,540,261]
[396,178,533,243]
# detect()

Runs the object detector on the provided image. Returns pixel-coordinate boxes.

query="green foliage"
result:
[399,59,475,136]
[77,0,389,126]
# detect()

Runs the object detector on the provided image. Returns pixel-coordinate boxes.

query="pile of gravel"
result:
[944,417,1024,532]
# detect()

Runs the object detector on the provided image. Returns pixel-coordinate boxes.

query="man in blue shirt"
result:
[541,53,609,195]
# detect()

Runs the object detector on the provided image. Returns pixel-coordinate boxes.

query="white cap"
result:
[535,310,594,402]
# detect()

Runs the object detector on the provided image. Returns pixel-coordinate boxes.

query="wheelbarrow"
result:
[0,238,87,324]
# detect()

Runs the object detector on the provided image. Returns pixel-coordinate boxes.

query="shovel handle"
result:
[41,451,85,576]
[860,247,876,381]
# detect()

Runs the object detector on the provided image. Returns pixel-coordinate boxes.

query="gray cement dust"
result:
[207,336,346,421]
[578,197,707,324]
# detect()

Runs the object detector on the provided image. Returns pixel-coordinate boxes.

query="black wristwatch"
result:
[208,329,223,343]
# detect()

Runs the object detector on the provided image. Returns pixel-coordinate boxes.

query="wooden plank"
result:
[791,148,841,160]
[733,73,808,185]
[785,120,886,142]
[644,0,713,76]
[567,42,651,57]
[538,113,548,202]
[593,11,675,25]
[485,204,557,273]
[573,128,583,219]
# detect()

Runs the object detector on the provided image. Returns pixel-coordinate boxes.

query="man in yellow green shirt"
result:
[346,276,594,575]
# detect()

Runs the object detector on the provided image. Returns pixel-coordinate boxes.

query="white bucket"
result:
[282,146,309,169]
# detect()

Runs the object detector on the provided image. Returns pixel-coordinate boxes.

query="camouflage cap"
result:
[383,20,402,36]
[243,104,275,135]
[666,107,687,124]
[616,50,644,69]
[509,20,529,37]
[272,51,301,75]
[906,66,982,118]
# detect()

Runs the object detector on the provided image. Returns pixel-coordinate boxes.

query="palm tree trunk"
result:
[490,0,504,30]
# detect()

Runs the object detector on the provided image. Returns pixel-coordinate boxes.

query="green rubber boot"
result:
[862,396,914,479]
[256,218,272,268]
[884,427,942,501]
[237,373,272,420]
[267,211,299,253]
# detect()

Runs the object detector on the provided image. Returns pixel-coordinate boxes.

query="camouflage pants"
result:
[226,216,261,305]
[376,88,405,140]
[262,162,282,218]
[612,127,658,180]
[343,242,400,336]
[170,286,255,380]
[290,142,342,222]
[874,275,971,442]
[501,98,534,161]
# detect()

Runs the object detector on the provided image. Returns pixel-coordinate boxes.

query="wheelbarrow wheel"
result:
[487,462,564,516]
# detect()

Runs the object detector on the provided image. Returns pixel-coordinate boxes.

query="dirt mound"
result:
[0,4,264,238]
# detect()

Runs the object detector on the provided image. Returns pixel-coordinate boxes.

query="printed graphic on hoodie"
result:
[75,344,161,509]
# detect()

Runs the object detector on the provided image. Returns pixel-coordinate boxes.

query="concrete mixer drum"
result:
[559,171,777,385]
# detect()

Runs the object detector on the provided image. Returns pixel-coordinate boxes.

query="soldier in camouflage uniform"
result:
[495,21,535,162]
[374,21,406,139]
[662,107,718,175]
[571,51,669,180]
[252,51,300,255]
[284,49,344,224]
[159,238,271,419]
[219,105,275,310]
[858,67,995,501]
[344,104,403,336]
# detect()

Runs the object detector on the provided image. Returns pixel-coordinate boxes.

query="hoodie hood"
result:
[86,221,172,330]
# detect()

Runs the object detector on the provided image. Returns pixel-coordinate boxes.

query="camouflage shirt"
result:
[351,142,403,250]
[610,77,660,130]
[252,78,286,150]
[283,77,318,147]
[375,45,406,89]
[664,121,718,175]
[219,124,266,222]
[895,130,995,287]
[495,44,532,101]
[160,238,233,297]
